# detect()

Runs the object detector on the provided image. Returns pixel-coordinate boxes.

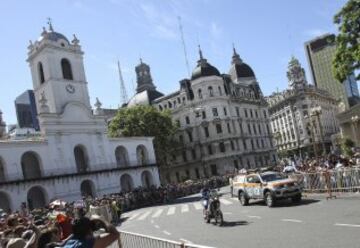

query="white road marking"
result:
[137,211,152,220]
[219,198,232,205]
[167,206,176,215]
[335,223,360,228]
[128,212,141,220]
[181,204,189,213]
[150,219,154,224]
[247,215,261,219]
[281,219,303,223]
[154,225,160,229]
[223,212,233,215]
[152,209,164,218]
[163,230,171,235]
[229,197,238,202]
[193,202,202,210]
[180,238,192,243]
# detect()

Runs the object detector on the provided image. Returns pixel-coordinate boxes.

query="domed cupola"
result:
[229,46,255,81]
[37,20,70,45]
[191,46,220,80]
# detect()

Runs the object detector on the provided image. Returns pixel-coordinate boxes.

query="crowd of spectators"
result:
[0,176,231,248]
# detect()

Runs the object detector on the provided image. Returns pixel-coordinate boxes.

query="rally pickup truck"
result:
[233,171,302,207]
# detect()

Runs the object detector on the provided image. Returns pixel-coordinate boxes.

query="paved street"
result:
[119,187,360,248]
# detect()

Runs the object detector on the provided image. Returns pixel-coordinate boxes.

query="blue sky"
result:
[0,0,349,124]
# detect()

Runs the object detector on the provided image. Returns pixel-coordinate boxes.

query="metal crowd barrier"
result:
[289,166,360,194]
[108,231,215,248]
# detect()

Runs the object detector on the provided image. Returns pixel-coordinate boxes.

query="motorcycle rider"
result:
[200,185,210,216]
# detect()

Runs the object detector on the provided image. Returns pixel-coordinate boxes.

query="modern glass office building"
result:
[305,34,359,109]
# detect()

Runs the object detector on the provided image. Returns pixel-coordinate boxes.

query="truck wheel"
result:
[265,192,275,207]
[239,192,249,206]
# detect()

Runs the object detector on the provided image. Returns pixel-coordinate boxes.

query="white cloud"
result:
[138,3,179,41]
[210,22,222,38]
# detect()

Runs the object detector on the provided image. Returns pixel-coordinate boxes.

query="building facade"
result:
[0,110,5,138]
[305,34,360,109]
[267,57,339,157]
[129,47,277,183]
[15,90,40,131]
[336,103,360,147]
[0,24,160,212]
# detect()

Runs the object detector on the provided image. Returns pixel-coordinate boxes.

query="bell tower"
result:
[135,59,156,93]
[27,21,91,115]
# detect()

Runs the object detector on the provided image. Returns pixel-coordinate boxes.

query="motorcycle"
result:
[203,191,223,226]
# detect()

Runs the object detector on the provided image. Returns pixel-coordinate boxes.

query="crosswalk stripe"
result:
[193,202,202,210]
[128,212,141,220]
[137,211,152,220]
[181,204,189,213]
[220,198,233,205]
[167,206,176,215]
[151,209,163,218]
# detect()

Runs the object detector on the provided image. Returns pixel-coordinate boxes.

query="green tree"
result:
[332,0,360,82]
[109,105,179,168]
[341,138,355,157]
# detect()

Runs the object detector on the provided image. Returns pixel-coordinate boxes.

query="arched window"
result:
[120,174,134,192]
[38,62,45,84]
[0,192,11,213]
[159,105,163,111]
[136,145,149,165]
[80,180,96,198]
[74,145,88,173]
[21,152,42,179]
[115,146,129,167]
[27,186,47,210]
[218,86,222,96]
[198,89,203,99]
[61,58,73,80]
[208,86,214,97]
[141,170,154,188]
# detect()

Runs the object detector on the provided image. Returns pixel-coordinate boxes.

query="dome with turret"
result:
[229,47,255,80]
[191,47,220,80]
[37,21,70,44]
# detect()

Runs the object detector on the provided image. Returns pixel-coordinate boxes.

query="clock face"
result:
[66,84,75,94]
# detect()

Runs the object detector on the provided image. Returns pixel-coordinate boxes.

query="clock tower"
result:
[27,22,91,116]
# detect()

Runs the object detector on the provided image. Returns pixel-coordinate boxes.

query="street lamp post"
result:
[351,115,359,147]
[310,106,326,155]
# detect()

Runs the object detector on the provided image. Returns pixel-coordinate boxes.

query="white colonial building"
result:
[128,47,277,183]
[266,57,339,157]
[0,24,160,212]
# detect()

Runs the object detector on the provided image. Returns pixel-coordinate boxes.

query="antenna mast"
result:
[117,60,128,105]
[178,16,191,77]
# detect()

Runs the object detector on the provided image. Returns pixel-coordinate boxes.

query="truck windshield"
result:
[261,173,287,182]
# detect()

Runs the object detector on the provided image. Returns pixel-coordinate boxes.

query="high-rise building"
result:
[305,34,360,109]
[14,90,40,131]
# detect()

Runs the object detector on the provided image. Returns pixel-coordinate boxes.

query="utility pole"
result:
[117,60,128,106]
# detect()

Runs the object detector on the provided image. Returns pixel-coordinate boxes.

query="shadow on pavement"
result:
[119,216,129,224]
[220,220,250,227]
[249,198,320,207]
[171,196,202,205]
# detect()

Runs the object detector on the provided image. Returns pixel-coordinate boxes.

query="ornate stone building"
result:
[266,57,339,157]
[129,47,277,183]
[0,24,160,212]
